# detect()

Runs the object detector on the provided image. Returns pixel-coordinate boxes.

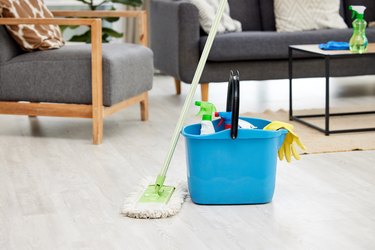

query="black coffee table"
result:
[288,44,375,135]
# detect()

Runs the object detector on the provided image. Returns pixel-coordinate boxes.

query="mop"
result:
[122,0,228,219]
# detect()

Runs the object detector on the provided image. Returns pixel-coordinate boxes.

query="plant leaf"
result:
[104,16,120,23]
[60,25,80,32]
[104,6,120,22]
[75,0,91,4]
[60,25,68,32]
[102,27,123,38]
[70,30,91,43]
[102,33,111,43]
[111,0,143,7]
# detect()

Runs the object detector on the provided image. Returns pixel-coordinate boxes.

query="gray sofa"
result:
[151,0,375,100]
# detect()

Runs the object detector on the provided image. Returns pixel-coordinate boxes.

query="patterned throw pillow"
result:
[0,0,64,51]
[274,0,347,32]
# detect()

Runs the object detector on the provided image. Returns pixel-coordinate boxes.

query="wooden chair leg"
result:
[140,92,149,121]
[92,106,104,145]
[201,83,209,101]
[91,19,103,145]
[174,78,181,95]
[29,102,39,117]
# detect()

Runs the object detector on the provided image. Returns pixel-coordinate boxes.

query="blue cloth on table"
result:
[319,41,349,50]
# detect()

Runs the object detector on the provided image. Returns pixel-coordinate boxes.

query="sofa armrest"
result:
[151,0,200,82]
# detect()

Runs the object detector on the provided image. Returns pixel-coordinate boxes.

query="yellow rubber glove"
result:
[263,121,306,163]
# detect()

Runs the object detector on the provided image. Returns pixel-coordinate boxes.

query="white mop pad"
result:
[121,178,188,219]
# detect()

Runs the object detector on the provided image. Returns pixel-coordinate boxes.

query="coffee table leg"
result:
[325,56,330,136]
[289,47,293,120]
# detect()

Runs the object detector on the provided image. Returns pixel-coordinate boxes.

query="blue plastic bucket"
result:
[182,117,287,205]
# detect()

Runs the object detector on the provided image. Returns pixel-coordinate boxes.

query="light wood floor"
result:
[0,75,374,250]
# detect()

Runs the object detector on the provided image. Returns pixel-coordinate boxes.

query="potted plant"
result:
[61,0,143,43]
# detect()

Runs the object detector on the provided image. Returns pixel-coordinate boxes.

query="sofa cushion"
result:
[259,0,347,31]
[259,0,276,31]
[274,0,347,32]
[228,0,262,31]
[0,0,64,51]
[0,44,153,106]
[201,28,375,62]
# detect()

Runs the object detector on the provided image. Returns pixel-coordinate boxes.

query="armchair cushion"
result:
[0,0,64,51]
[0,44,153,106]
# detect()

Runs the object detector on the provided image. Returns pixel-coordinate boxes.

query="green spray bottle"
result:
[195,101,216,135]
[349,5,368,53]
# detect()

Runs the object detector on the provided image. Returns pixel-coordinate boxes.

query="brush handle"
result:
[158,0,228,178]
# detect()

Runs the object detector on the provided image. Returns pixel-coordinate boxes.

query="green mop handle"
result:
[155,0,228,191]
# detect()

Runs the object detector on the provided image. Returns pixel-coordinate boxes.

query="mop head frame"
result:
[138,185,175,203]
[122,178,187,219]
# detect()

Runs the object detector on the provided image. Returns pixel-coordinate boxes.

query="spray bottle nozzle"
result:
[215,111,232,129]
[350,5,366,19]
[195,101,216,121]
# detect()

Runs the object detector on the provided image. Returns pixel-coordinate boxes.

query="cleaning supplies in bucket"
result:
[182,116,287,204]
[215,111,257,129]
[264,121,306,163]
[182,70,290,204]
[195,101,216,135]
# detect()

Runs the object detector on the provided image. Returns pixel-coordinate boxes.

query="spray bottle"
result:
[195,101,216,135]
[215,112,256,130]
[349,5,368,53]
[215,112,232,129]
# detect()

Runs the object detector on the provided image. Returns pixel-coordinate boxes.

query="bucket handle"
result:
[226,70,240,139]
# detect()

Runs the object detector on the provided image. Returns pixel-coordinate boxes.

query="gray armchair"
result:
[0,11,153,144]
[150,0,375,101]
